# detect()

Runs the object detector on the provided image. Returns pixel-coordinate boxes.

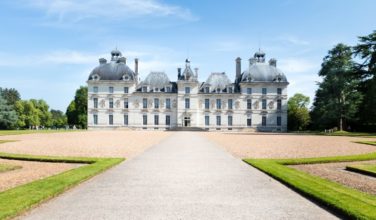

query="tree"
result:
[311,43,363,130]
[0,88,20,106]
[287,93,310,131]
[66,86,87,129]
[50,109,67,128]
[353,30,376,130]
[14,100,39,128]
[0,92,18,129]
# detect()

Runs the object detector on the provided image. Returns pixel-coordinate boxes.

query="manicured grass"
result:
[346,164,376,178]
[0,140,16,145]
[355,141,376,146]
[0,129,81,136]
[0,152,124,220]
[0,164,21,173]
[243,153,376,219]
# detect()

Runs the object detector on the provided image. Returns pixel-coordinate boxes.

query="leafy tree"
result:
[14,100,40,128]
[0,88,20,106]
[0,92,18,129]
[311,43,363,130]
[66,86,87,129]
[353,30,376,130]
[31,99,52,127]
[50,109,67,128]
[287,93,310,131]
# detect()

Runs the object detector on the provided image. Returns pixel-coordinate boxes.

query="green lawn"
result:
[0,129,82,136]
[291,131,376,138]
[355,141,376,146]
[0,152,124,220]
[243,153,376,219]
[0,164,21,173]
[346,164,376,178]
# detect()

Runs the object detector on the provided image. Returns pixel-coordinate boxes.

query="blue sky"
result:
[0,0,375,111]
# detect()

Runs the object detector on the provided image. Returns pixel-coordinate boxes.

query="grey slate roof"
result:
[88,62,136,81]
[241,63,288,83]
[141,72,171,88]
[202,72,232,92]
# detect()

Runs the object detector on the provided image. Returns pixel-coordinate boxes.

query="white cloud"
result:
[278,35,310,46]
[23,0,198,22]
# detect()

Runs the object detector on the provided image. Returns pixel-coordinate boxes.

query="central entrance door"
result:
[184,117,191,127]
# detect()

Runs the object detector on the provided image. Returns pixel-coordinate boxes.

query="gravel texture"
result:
[291,160,376,195]
[0,159,80,192]
[0,130,171,158]
[202,132,376,159]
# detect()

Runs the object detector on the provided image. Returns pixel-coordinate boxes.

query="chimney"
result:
[269,58,277,67]
[194,67,198,78]
[177,67,182,79]
[134,58,139,75]
[99,58,107,65]
[235,57,241,80]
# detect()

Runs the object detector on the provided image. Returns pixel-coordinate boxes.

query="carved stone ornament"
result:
[235,101,240,109]
[199,100,203,108]
[133,99,139,108]
[100,99,105,108]
[115,100,120,108]
[253,100,259,110]
[172,99,177,108]
[268,101,274,109]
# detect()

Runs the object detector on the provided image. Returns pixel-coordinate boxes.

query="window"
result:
[166,98,171,109]
[205,99,210,109]
[93,86,98,93]
[228,99,233,110]
[262,88,267,95]
[216,99,221,109]
[205,116,209,126]
[166,115,171,126]
[277,88,282,95]
[277,99,282,110]
[185,87,190,94]
[185,98,190,109]
[109,98,114,109]
[247,118,252,127]
[262,116,266,126]
[109,86,114,93]
[154,98,159,109]
[143,98,147,109]
[143,115,147,125]
[124,114,128,125]
[205,87,210,93]
[216,116,221,126]
[247,99,252,109]
[142,86,147,92]
[216,88,221,93]
[93,115,98,125]
[166,87,171,92]
[124,98,128,109]
[124,87,129,93]
[94,98,98,108]
[262,99,267,110]
[154,115,159,125]
[228,116,233,126]
[228,87,233,93]
[277,116,281,126]
[109,115,113,125]
[247,88,252,94]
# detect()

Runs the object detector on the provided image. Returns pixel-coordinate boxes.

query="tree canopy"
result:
[66,86,87,129]
[288,93,310,131]
[0,91,18,129]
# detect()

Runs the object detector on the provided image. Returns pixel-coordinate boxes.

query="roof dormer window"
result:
[142,86,147,92]
[122,74,130,81]
[216,88,221,93]
[205,87,210,93]
[92,74,100,81]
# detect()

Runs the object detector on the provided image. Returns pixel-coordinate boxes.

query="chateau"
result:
[87,49,289,131]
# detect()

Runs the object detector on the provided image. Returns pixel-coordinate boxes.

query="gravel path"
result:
[0,159,80,192]
[292,160,376,195]
[21,132,336,220]
[202,133,376,159]
[0,130,171,159]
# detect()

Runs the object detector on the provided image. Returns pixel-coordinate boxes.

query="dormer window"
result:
[216,88,221,93]
[142,86,147,92]
[92,74,100,81]
[166,87,171,92]
[122,75,129,81]
[228,87,233,93]
[205,87,210,93]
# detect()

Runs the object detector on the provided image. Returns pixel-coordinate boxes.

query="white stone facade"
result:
[87,50,288,131]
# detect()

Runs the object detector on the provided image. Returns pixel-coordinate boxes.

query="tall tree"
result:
[353,30,376,130]
[50,109,67,128]
[66,86,88,129]
[311,43,363,130]
[287,93,310,131]
[14,100,40,128]
[0,88,20,106]
[0,92,18,129]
